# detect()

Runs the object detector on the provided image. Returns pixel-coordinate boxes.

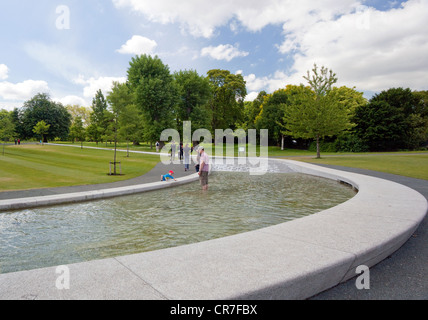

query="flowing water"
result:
[0,172,356,274]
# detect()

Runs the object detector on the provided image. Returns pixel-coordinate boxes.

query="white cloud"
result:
[112,0,356,38]
[56,95,89,107]
[117,35,158,55]
[280,0,428,92]
[0,80,49,101]
[201,44,249,62]
[112,0,236,38]
[74,76,127,99]
[245,91,259,102]
[0,64,9,80]
[113,0,428,93]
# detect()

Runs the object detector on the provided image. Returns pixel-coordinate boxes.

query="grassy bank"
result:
[0,144,159,191]
[298,153,428,181]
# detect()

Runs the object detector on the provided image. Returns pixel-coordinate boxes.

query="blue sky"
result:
[1,0,427,110]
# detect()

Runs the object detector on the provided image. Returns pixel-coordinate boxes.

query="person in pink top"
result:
[198,146,210,191]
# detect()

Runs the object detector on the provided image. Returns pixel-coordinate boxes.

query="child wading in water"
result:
[161,170,177,182]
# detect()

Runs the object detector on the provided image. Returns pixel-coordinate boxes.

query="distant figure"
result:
[171,141,176,161]
[14,139,17,145]
[18,139,21,145]
[194,145,200,172]
[156,141,160,152]
[179,143,183,161]
[183,144,191,171]
[161,170,177,182]
[198,146,210,191]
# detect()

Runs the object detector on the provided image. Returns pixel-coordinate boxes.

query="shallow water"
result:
[0,172,356,274]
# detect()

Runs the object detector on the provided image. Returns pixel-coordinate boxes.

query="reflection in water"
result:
[0,172,356,274]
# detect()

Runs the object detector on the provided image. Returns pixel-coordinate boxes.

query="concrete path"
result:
[310,164,428,300]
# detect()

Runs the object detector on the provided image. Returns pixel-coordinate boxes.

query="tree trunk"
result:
[113,133,117,175]
[316,135,321,159]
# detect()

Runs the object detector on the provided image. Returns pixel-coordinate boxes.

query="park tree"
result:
[173,69,212,131]
[69,116,86,148]
[207,69,247,133]
[18,93,71,141]
[240,91,267,131]
[33,120,50,144]
[283,65,353,158]
[106,81,142,161]
[354,88,428,150]
[66,105,91,127]
[0,109,16,142]
[353,100,405,151]
[87,89,110,144]
[255,88,290,147]
[413,90,428,117]
[127,55,177,147]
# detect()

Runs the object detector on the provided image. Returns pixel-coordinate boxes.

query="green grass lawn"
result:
[56,141,317,157]
[297,154,428,181]
[0,144,160,191]
[55,141,156,152]
[2,143,427,192]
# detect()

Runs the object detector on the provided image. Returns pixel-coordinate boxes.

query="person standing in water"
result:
[183,143,191,171]
[198,146,210,191]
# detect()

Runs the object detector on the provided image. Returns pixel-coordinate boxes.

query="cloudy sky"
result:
[1,0,427,110]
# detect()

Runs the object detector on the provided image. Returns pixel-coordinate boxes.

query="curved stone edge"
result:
[0,173,201,211]
[0,159,426,300]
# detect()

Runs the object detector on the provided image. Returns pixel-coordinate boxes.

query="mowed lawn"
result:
[0,144,160,191]
[299,153,428,181]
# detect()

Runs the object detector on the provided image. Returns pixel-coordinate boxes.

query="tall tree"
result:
[19,93,71,141]
[207,69,247,133]
[173,69,212,131]
[283,65,352,158]
[87,89,109,144]
[33,120,50,144]
[107,81,140,161]
[239,91,267,131]
[354,88,427,150]
[353,100,405,151]
[69,116,86,148]
[66,105,92,127]
[0,109,16,142]
[127,55,176,146]
[255,88,290,147]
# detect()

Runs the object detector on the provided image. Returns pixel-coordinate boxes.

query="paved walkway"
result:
[310,164,428,300]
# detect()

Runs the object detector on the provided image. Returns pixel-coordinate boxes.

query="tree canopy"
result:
[127,54,177,144]
[17,93,71,141]
[207,69,247,133]
[283,65,353,158]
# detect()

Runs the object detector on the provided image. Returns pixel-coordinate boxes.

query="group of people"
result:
[160,144,210,191]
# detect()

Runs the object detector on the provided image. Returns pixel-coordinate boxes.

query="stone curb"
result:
[0,173,200,211]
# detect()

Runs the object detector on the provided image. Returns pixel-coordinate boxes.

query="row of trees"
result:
[243,66,428,157]
[1,55,427,158]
